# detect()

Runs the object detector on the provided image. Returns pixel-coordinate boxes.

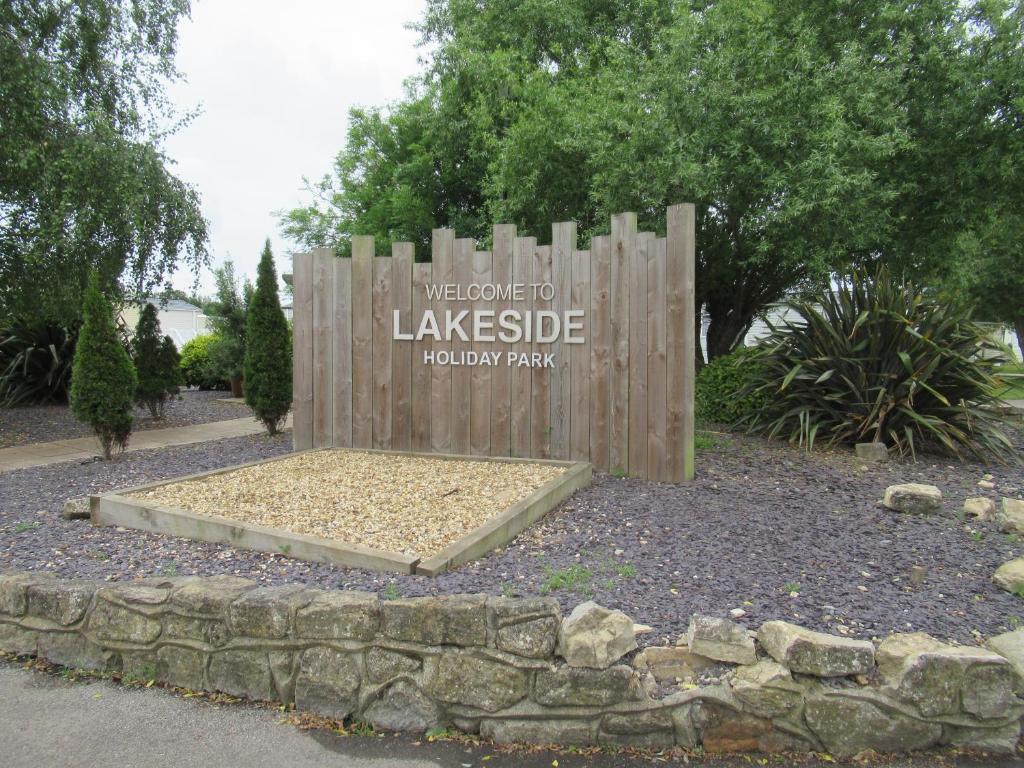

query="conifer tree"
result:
[133,303,166,418]
[159,334,183,410]
[244,240,292,434]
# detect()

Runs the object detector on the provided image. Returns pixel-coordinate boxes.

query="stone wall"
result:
[1,571,1022,757]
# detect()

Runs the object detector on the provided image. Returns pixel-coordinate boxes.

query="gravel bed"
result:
[0,427,1022,647]
[132,451,565,556]
[0,390,249,448]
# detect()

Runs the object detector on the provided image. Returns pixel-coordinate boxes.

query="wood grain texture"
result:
[450,238,474,454]
[647,237,667,481]
[667,204,696,481]
[588,235,611,472]
[550,221,575,460]
[291,252,314,450]
[391,243,413,451]
[628,232,651,477]
[411,262,432,451]
[569,249,591,462]
[531,244,553,459]
[371,255,393,449]
[510,236,535,458]
[490,224,515,456]
[679,204,697,481]
[609,213,636,475]
[351,235,374,448]
[311,249,334,448]
[430,229,454,453]
[332,255,353,447]
[470,250,492,456]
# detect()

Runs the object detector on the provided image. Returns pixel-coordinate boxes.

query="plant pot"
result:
[230,377,244,398]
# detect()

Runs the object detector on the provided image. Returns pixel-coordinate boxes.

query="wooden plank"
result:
[430,229,454,454]
[391,243,414,451]
[550,221,575,460]
[332,256,352,447]
[411,262,432,451]
[291,252,314,450]
[510,237,535,458]
[311,249,334,448]
[667,204,696,481]
[588,236,611,472]
[470,250,492,455]
[531,244,553,459]
[647,237,667,481]
[490,223,515,456]
[450,238,474,454]
[609,212,636,475]
[569,249,591,461]
[628,232,651,477]
[372,255,393,449]
[351,235,374,448]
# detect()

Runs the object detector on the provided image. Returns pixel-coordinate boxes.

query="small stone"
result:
[963,497,996,521]
[987,628,1024,681]
[882,483,942,515]
[730,660,804,718]
[997,497,1024,534]
[729,608,746,619]
[909,565,927,586]
[557,601,636,669]
[978,480,996,489]
[687,615,757,665]
[480,718,596,745]
[855,443,888,462]
[633,623,654,635]
[994,558,1024,594]
[757,620,874,677]
[61,498,91,520]
[633,645,715,682]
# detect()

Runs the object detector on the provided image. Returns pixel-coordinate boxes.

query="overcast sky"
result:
[163,0,427,297]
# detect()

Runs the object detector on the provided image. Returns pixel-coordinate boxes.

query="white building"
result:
[120,299,210,349]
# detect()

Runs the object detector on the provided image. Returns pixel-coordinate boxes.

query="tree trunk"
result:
[705,311,753,362]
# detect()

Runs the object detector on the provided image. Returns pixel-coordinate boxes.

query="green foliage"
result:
[695,346,771,425]
[0,318,76,406]
[132,304,173,418]
[179,334,228,390]
[160,334,182,399]
[244,240,292,435]
[0,0,207,327]
[70,273,137,460]
[540,564,592,595]
[206,262,251,381]
[282,0,1024,362]
[743,266,1016,463]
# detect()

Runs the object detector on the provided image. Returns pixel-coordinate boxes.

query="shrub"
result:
[70,273,137,459]
[0,318,76,406]
[179,334,228,390]
[743,265,1015,462]
[244,240,292,435]
[206,261,250,382]
[132,304,173,418]
[159,335,183,399]
[695,346,770,425]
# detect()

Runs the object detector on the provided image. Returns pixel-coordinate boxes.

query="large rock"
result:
[364,647,421,684]
[805,692,941,758]
[87,598,162,644]
[170,576,255,616]
[994,557,1024,594]
[227,585,312,639]
[480,718,597,745]
[599,710,675,749]
[757,621,873,677]
[882,483,942,515]
[945,722,1021,755]
[729,660,804,718]
[696,702,808,754]
[963,497,996,521]
[0,571,56,617]
[294,647,361,719]
[61,497,92,520]
[208,649,276,701]
[557,601,636,669]
[426,652,528,712]
[633,645,715,682]
[997,497,1024,534]
[878,634,1019,718]
[156,645,207,690]
[687,615,756,665]
[26,580,97,625]
[534,664,642,707]
[987,628,1024,684]
[294,590,379,641]
[488,596,560,659]
[361,680,443,732]
[381,595,487,647]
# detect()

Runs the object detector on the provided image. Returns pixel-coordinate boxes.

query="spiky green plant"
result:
[244,239,292,435]
[0,318,76,406]
[742,265,1015,462]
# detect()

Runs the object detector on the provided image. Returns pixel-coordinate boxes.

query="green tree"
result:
[70,273,137,459]
[0,0,208,327]
[159,335,183,400]
[207,261,251,382]
[281,0,1023,363]
[244,240,292,434]
[133,303,168,418]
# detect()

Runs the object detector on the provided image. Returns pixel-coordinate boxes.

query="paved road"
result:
[1,662,1020,768]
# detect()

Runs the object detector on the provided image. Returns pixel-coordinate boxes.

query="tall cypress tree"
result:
[133,303,166,418]
[70,272,137,459]
[244,240,292,435]
[159,334,183,407]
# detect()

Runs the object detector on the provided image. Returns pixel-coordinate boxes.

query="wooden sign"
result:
[292,204,695,481]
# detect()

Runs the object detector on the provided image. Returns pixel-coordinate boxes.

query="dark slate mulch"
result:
[0,427,1021,646]
[0,390,249,448]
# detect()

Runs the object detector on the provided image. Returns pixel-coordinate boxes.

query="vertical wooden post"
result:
[667,203,696,481]
[411,262,432,451]
[490,224,515,456]
[647,237,667,480]
[311,248,334,448]
[550,221,575,460]
[628,232,651,477]
[371,254,393,449]
[450,238,474,454]
[291,252,314,450]
[510,237,535,458]
[531,244,553,459]
[332,255,352,447]
[391,243,414,451]
[588,235,611,472]
[430,229,454,453]
[470,250,492,456]
[351,235,374,448]
[609,212,637,475]
[569,248,591,461]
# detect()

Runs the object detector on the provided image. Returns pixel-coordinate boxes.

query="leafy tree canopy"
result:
[1,0,208,327]
[281,0,1023,360]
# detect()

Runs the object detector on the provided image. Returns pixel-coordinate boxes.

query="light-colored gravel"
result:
[129,450,567,556]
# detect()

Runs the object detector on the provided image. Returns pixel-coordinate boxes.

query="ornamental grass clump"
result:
[742,266,1015,462]
[70,273,137,459]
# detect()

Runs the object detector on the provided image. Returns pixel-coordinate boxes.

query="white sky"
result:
[163,0,427,297]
